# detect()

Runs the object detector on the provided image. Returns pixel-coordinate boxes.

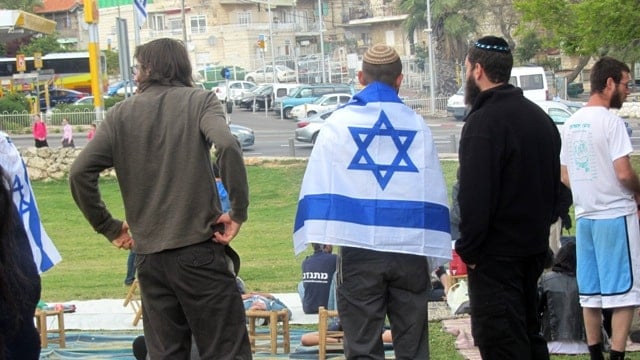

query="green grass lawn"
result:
[31,157,640,359]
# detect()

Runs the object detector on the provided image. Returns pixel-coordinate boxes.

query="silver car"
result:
[294,109,335,144]
[230,123,255,149]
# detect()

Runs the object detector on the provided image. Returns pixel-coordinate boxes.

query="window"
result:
[323,97,337,105]
[169,18,183,35]
[238,12,251,25]
[385,31,395,46]
[190,15,206,34]
[150,14,165,31]
[520,74,544,90]
[548,108,570,125]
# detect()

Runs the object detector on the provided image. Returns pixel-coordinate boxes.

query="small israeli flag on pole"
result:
[134,0,148,27]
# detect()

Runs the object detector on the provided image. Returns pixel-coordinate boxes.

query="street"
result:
[9,108,640,158]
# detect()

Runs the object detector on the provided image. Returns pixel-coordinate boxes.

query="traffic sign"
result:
[34,52,43,69]
[16,54,26,72]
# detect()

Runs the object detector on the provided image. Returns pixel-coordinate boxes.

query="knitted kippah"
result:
[363,44,400,65]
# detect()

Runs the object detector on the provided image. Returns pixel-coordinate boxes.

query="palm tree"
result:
[401,0,480,95]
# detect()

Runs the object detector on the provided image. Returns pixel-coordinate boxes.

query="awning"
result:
[341,14,408,27]
[219,0,295,7]
[0,10,56,42]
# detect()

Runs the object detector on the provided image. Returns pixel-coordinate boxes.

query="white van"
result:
[509,66,548,101]
[272,83,300,104]
[446,66,549,120]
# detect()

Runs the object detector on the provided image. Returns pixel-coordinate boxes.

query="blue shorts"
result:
[576,214,640,308]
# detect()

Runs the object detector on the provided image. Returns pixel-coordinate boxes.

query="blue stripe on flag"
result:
[14,164,55,272]
[134,0,147,24]
[294,193,450,233]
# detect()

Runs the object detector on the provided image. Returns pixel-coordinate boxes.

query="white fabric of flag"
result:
[0,131,61,273]
[134,0,148,27]
[293,82,452,271]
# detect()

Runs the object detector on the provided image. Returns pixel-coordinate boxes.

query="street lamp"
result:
[267,0,277,82]
[425,0,436,115]
[318,0,326,83]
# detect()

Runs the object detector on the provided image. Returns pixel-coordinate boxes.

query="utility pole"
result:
[425,0,436,115]
[83,0,104,123]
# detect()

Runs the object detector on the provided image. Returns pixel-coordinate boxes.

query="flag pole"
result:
[133,0,147,47]
[133,1,140,46]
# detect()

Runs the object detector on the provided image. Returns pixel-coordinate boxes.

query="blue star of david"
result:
[348,110,418,190]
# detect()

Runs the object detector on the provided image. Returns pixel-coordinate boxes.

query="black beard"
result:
[465,77,481,107]
[609,87,623,109]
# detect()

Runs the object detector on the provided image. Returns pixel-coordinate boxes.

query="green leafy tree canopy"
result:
[18,34,64,56]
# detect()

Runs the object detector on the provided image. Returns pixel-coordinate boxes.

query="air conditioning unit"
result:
[300,40,310,46]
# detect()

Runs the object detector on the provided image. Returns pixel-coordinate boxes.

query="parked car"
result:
[294,109,337,144]
[446,86,467,121]
[107,80,136,96]
[543,99,632,136]
[116,84,138,96]
[273,83,354,119]
[72,96,110,106]
[244,65,296,83]
[229,123,254,149]
[39,88,89,109]
[238,84,274,111]
[290,93,351,119]
[213,80,257,104]
[534,100,574,129]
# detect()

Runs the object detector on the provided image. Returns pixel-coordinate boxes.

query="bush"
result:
[0,93,30,113]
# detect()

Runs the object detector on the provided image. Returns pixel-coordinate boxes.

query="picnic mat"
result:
[38,329,396,359]
[442,316,640,360]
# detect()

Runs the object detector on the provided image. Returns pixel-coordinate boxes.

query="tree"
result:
[515,0,640,83]
[0,0,43,12]
[481,0,519,50]
[514,31,542,65]
[104,49,121,77]
[18,34,64,56]
[400,0,480,95]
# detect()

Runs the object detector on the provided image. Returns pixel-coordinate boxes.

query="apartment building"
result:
[35,0,420,73]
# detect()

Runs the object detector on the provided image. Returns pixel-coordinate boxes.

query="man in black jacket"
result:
[455,35,560,360]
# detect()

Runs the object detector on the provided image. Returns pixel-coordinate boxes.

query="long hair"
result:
[134,38,194,93]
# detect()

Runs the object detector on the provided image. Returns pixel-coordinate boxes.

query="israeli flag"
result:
[293,82,452,271]
[134,0,148,27]
[0,132,62,273]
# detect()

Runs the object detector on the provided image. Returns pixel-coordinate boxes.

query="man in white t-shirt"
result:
[560,56,640,360]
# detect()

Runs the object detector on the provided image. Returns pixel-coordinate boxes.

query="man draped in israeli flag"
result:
[0,131,61,273]
[293,44,451,359]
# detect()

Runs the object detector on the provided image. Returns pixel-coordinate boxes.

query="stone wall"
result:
[17,147,279,182]
[18,147,116,182]
[615,100,640,119]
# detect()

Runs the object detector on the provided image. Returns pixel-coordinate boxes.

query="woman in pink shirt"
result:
[87,123,96,141]
[61,118,75,148]
[32,115,48,148]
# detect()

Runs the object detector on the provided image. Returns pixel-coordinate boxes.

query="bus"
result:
[0,52,108,94]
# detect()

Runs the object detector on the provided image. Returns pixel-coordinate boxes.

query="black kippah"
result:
[474,36,511,54]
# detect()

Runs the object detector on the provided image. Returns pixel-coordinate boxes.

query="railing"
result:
[0,109,99,133]
[0,97,451,134]
[404,97,450,115]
